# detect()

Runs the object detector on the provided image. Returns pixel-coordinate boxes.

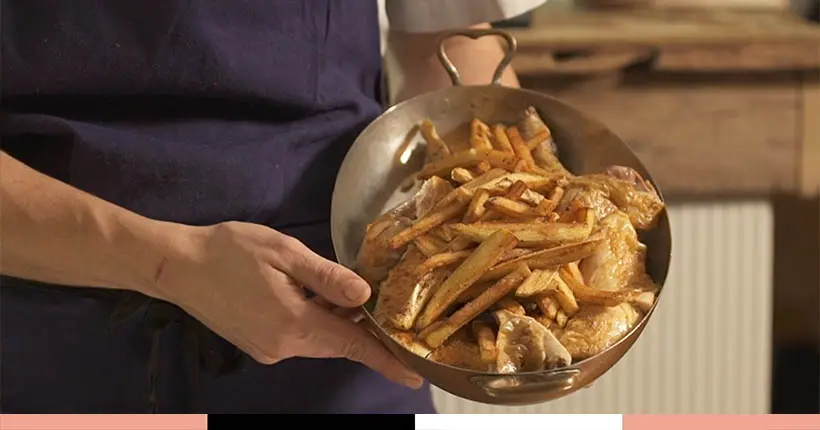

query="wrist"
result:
[108,214,205,297]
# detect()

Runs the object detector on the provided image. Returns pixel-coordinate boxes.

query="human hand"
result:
[147,221,423,389]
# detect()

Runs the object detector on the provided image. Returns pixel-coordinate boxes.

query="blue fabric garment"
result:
[0,0,435,413]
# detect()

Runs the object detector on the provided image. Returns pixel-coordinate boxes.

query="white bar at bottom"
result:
[415,413,623,430]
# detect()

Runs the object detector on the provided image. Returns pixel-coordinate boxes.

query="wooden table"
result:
[508,7,820,345]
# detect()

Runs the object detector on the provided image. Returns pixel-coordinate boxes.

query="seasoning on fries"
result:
[356,106,665,373]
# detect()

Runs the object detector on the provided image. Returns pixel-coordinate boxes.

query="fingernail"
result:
[344,283,369,304]
[399,377,424,390]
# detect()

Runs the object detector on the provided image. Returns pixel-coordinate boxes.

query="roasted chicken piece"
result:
[429,327,488,372]
[554,210,656,360]
[356,215,412,286]
[555,303,641,360]
[580,210,656,293]
[373,245,450,331]
[557,185,618,223]
[532,141,572,177]
[494,309,571,373]
[569,166,663,230]
[412,176,456,219]
[356,177,453,286]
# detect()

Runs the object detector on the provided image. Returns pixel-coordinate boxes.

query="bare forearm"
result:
[0,151,193,294]
[385,23,520,103]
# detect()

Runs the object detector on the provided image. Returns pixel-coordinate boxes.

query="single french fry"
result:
[462,168,508,190]
[417,250,474,275]
[513,159,529,173]
[448,235,474,251]
[477,172,557,194]
[388,189,472,249]
[383,327,434,357]
[454,282,488,304]
[515,269,558,297]
[535,294,559,320]
[558,266,637,306]
[495,297,526,315]
[472,321,498,365]
[506,126,536,168]
[419,119,451,161]
[566,261,585,284]
[492,124,515,153]
[555,309,568,328]
[525,129,550,151]
[475,160,492,174]
[450,221,594,248]
[451,167,476,184]
[498,248,533,263]
[413,234,448,257]
[419,263,529,347]
[463,188,491,223]
[415,230,519,330]
[552,273,580,316]
[485,197,541,219]
[479,238,602,283]
[505,180,529,199]
[480,180,530,221]
[418,148,517,179]
[470,118,494,151]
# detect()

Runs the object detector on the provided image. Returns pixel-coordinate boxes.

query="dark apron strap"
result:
[109,292,243,413]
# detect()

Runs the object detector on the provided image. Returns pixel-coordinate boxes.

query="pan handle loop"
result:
[437,29,517,87]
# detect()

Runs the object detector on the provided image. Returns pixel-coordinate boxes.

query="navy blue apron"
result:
[0,0,436,413]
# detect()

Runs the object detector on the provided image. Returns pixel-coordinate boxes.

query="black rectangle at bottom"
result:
[208,413,415,428]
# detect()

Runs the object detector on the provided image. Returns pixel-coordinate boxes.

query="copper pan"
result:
[330,29,672,406]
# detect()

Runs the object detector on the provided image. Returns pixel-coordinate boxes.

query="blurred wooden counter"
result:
[508,7,820,348]
[508,8,820,197]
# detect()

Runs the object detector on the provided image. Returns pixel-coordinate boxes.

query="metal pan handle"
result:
[437,29,517,87]
[470,369,581,399]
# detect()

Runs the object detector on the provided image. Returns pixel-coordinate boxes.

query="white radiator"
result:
[433,201,774,414]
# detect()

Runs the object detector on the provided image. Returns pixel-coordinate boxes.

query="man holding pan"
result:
[0,0,546,413]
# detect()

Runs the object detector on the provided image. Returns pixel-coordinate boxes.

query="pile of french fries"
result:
[367,107,658,373]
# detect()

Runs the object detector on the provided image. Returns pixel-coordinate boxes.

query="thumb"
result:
[277,236,371,307]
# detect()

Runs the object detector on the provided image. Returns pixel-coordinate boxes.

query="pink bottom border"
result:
[625,414,820,430]
[0,415,207,430]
